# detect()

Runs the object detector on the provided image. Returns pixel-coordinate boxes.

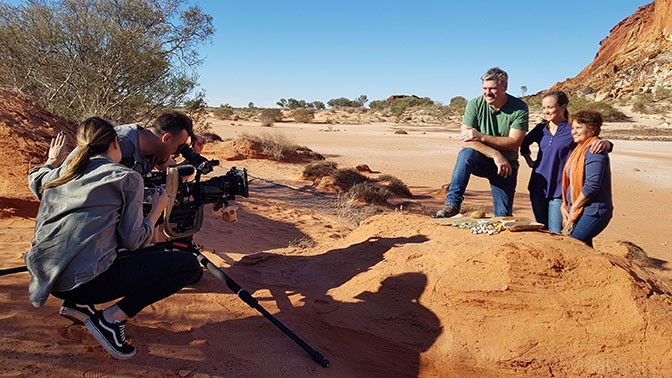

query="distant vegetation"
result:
[525,94,629,122]
[630,87,672,114]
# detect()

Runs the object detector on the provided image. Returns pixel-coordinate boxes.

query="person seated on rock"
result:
[437,67,529,218]
[560,110,613,247]
[25,117,202,359]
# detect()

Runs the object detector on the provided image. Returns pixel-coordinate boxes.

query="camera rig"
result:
[143,145,249,239]
[2,144,330,367]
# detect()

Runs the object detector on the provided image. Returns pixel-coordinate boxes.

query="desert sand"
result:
[2,112,672,377]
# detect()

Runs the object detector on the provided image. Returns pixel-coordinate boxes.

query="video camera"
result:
[143,144,249,238]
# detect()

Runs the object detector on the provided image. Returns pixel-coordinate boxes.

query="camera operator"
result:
[25,117,203,360]
[116,111,204,175]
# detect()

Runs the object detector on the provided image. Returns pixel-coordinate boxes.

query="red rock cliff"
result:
[554,0,672,97]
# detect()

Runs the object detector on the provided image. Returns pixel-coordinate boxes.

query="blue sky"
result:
[196,1,652,108]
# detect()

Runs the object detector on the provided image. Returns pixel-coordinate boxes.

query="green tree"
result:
[0,0,214,122]
[355,95,368,107]
[328,97,359,108]
[448,96,467,116]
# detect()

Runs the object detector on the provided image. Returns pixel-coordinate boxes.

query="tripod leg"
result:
[193,251,330,368]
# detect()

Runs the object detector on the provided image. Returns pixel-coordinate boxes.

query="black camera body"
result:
[143,145,249,237]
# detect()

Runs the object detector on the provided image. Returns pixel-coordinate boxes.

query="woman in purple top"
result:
[520,91,611,233]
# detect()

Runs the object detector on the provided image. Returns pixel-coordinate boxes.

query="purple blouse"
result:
[520,121,575,199]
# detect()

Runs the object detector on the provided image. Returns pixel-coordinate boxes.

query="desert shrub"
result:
[448,96,467,116]
[569,97,628,122]
[369,100,387,111]
[389,96,434,116]
[327,96,367,108]
[394,129,408,134]
[376,174,412,197]
[345,182,390,205]
[293,108,315,123]
[303,160,338,180]
[632,93,671,114]
[213,104,234,120]
[182,91,212,134]
[655,87,672,101]
[202,132,223,142]
[260,108,283,126]
[242,131,296,161]
[332,168,370,191]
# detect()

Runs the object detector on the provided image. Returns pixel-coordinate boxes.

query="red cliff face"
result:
[554,0,672,98]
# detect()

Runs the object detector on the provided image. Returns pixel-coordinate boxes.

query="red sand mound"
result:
[3,210,672,377]
[0,90,74,198]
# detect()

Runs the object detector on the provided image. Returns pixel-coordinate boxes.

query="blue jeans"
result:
[570,211,612,247]
[530,195,563,233]
[445,148,517,217]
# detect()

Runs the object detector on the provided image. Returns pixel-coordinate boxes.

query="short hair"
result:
[570,110,603,136]
[481,67,508,86]
[151,111,193,137]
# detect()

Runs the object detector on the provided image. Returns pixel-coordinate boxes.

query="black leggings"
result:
[52,251,202,318]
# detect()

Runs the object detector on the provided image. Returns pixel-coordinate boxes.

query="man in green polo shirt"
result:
[437,67,529,218]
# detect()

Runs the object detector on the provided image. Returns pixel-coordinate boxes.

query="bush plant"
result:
[345,182,390,205]
[293,108,315,123]
[260,108,283,126]
[332,168,370,191]
[376,174,412,197]
[303,161,338,180]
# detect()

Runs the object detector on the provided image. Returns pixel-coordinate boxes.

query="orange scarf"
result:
[562,136,600,222]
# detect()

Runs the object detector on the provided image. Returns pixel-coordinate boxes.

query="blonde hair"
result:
[40,117,117,192]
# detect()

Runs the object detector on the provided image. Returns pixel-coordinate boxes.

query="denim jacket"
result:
[25,156,154,307]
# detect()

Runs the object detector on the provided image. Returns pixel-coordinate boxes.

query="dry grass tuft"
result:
[376,174,412,197]
[303,160,338,180]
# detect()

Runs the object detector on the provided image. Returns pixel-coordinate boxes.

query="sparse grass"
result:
[241,131,297,161]
[345,182,390,205]
[288,236,316,249]
[376,174,412,197]
[334,192,383,226]
[303,160,338,180]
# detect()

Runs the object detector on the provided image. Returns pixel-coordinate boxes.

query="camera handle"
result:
[162,166,204,239]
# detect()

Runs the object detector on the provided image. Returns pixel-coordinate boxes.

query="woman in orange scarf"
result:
[561,110,613,247]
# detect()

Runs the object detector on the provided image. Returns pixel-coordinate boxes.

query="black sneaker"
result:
[436,204,460,218]
[85,311,136,360]
[59,301,96,325]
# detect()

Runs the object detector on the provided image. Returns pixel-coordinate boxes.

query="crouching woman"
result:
[561,110,613,247]
[25,117,202,360]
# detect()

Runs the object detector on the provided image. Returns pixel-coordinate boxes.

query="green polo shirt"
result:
[462,94,529,165]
